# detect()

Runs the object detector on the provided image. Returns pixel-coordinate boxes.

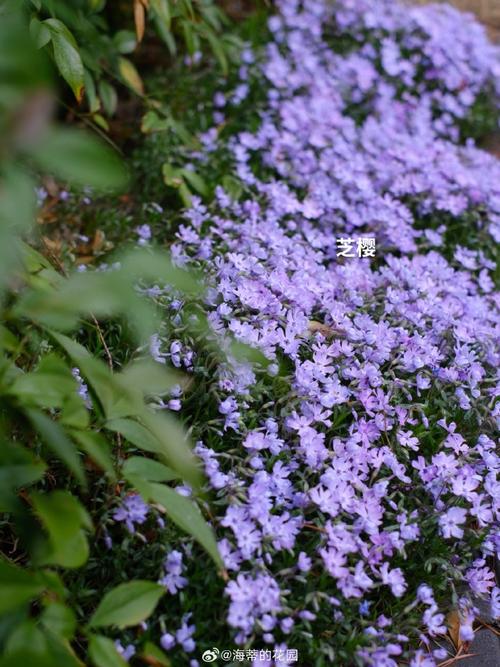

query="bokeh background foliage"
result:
[0,3,230,665]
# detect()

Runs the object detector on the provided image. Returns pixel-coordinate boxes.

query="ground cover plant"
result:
[1,0,499,666]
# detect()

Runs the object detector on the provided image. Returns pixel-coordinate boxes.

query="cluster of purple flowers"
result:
[111,1,499,664]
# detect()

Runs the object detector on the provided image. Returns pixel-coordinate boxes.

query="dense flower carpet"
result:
[110,1,500,664]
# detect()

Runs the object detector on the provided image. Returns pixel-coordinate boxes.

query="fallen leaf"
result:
[308,320,345,337]
[91,229,105,253]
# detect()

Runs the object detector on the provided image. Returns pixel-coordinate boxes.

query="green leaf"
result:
[60,392,90,429]
[8,355,79,409]
[23,406,85,486]
[71,430,116,480]
[141,110,170,133]
[204,28,228,75]
[31,128,127,190]
[48,333,141,419]
[150,0,171,30]
[40,602,77,640]
[0,441,46,500]
[88,635,128,667]
[0,324,19,352]
[92,113,109,131]
[153,15,176,55]
[180,168,208,196]
[118,57,143,95]
[145,482,222,568]
[2,619,82,667]
[123,456,177,483]
[141,642,171,667]
[31,490,92,568]
[0,168,36,293]
[98,80,118,116]
[118,359,178,396]
[221,175,243,201]
[118,248,200,295]
[162,163,183,188]
[113,30,137,54]
[29,17,51,48]
[44,19,85,101]
[140,411,200,489]
[0,560,45,614]
[88,0,106,11]
[105,418,161,453]
[88,581,164,629]
[20,241,57,275]
[26,409,86,486]
[84,70,100,113]
[179,182,192,207]
[181,19,197,55]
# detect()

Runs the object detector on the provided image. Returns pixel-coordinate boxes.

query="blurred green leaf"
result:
[88,635,128,667]
[141,642,171,667]
[31,490,92,568]
[150,0,171,30]
[60,391,90,430]
[139,411,200,489]
[31,128,128,190]
[221,175,243,201]
[29,17,51,48]
[105,418,162,453]
[0,168,36,294]
[0,560,44,614]
[8,355,79,409]
[40,602,77,640]
[48,333,133,419]
[141,110,170,133]
[180,167,208,196]
[88,581,164,629]
[113,30,137,54]
[118,359,178,397]
[123,456,177,482]
[204,28,228,75]
[0,442,46,504]
[84,70,100,113]
[144,481,222,568]
[71,430,115,479]
[98,80,118,116]
[26,409,86,486]
[2,618,82,666]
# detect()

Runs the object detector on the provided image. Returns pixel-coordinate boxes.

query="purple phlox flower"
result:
[115,641,136,662]
[159,549,188,594]
[71,367,92,408]
[423,605,446,636]
[176,613,196,653]
[379,563,407,597]
[439,506,467,539]
[297,551,312,573]
[113,494,149,533]
[160,632,176,650]
[465,559,496,595]
[136,224,152,245]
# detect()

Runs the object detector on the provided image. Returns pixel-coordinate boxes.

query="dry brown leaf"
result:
[134,0,146,42]
[75,256,95,266]
[308,320,345,337]
[42,236,62,256]
[446,609,475,653]
[447,609,462,650]
[91,229,105,253]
